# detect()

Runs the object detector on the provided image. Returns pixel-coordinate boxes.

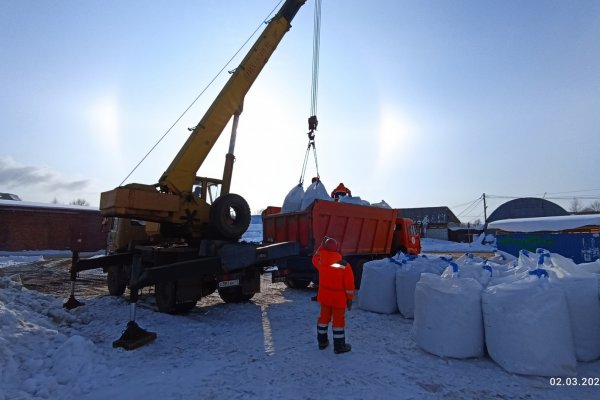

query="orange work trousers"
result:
[318,304,346,329]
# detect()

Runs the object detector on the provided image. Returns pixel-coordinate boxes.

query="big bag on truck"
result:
[412,272,484,359]
[281,183,304,213]
[300,180,331,210]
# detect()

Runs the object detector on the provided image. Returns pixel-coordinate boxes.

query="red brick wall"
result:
[0,204,108,252]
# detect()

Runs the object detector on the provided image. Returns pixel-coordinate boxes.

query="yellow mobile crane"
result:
[102,0,306,241]
[70,0,307,350]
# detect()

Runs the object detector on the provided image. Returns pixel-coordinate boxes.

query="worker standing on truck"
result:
[312,237,354,354]
[331,183,351,200]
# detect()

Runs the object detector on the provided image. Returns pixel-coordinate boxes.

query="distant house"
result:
[448,225,485,243]
[398,206,461,241]
[0,193,21,201]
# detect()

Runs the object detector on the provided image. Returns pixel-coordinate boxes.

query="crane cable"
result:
[299,0,322,185]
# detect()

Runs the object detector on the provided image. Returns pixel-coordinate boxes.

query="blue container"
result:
[496,232,600,264]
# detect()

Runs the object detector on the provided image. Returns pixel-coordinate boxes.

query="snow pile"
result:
[0,275,120,399]
[1,248,600,398]
[0,255,44,268]
[421,237,495,253]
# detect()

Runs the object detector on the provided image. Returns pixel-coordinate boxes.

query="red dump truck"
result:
[262,200,421,288]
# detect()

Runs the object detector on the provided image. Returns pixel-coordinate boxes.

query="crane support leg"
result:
[63,251,84,310]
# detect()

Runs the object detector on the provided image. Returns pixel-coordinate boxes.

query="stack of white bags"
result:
[358,249,600,377]
[358,254,451,317]
[280,181,391,213]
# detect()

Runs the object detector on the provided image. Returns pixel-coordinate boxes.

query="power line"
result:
[455,197,482,218]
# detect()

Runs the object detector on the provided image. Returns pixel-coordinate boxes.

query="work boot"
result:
[317,323,329,350]
[333,328,351,354]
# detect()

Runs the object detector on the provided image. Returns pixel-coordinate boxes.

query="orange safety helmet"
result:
[322,236,339,252]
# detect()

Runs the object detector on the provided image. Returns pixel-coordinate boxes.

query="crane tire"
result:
[210,193,251,239]
[155,281,177,314]
[107,265,126,296]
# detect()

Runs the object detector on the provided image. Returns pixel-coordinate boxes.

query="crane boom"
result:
[161,0,305,195]
[99,0,306,238]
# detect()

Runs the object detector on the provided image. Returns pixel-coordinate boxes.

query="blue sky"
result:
[1,0,599,222]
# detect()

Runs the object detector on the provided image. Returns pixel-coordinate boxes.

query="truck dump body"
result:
[262,200,397,257]
[0,200,107,252]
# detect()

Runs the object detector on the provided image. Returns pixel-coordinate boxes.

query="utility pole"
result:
[483,193,488,233]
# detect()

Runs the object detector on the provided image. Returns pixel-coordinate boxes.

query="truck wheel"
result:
[353,259,367,290]
[176,301,197,314]
[284,278,311,289]
[210,193,251,239]
[155,281,177,314]
[107,265,126,296]
[218,286,254,303]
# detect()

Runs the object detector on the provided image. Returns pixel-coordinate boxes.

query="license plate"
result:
[218,279,240,288]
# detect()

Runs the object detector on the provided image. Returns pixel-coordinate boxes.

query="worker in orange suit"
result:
[312,236,355,354]
[331,182,351,200]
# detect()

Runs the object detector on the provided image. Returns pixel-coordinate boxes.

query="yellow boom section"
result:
[160,0,306,195]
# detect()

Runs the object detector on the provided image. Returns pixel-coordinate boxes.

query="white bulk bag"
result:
[413,273,484,358]
[578,259,600,275]
[300,180,331,210]
[358,259,398,314]
[441,262,492,287]
[281,183,304,213]
[339,195,370,206]
[545,253,600,362]
[396,256,449,319]
[482,277,577,376]
[487,250,517,264]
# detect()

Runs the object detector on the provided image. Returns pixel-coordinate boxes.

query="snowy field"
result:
[2,230,600,399]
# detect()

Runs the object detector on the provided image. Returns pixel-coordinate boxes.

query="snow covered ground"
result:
[2,230,600,400]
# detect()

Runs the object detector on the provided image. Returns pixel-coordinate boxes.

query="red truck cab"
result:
[393,217,421,255]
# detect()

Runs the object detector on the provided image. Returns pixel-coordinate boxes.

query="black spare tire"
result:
[210,193,251,239]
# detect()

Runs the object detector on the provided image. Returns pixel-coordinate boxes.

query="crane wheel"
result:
[210,193,251,239]
[107,265,126,296]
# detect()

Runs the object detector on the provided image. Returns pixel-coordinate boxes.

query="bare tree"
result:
[569,197,583,213]
[70,198,90,206]
[582,200,600,213]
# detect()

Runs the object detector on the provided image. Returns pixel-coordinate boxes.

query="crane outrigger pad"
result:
[112,321,157,351]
